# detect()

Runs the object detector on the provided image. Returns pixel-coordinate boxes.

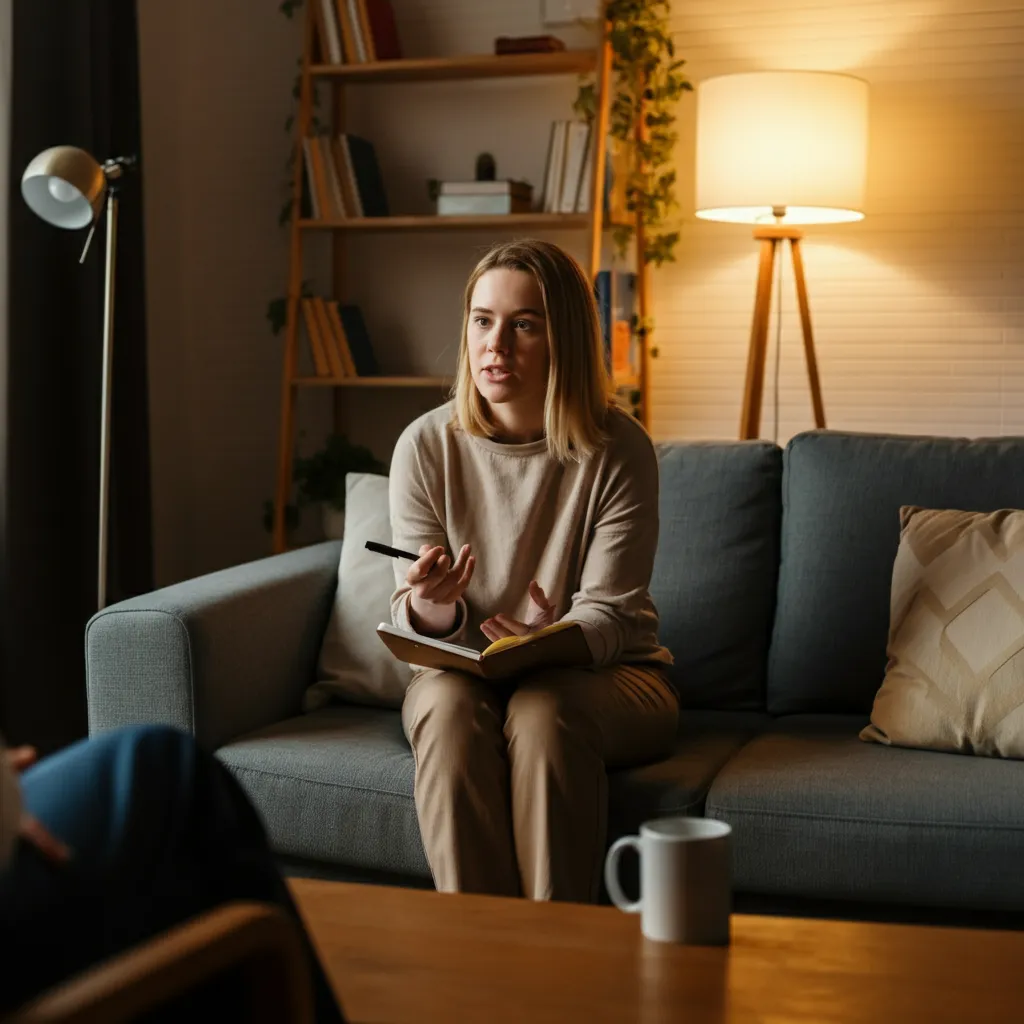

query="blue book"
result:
[595,270,611,372]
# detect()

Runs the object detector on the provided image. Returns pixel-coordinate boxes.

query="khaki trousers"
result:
[402,663,678,903]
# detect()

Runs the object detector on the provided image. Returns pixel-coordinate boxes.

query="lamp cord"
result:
[772,244,784,444]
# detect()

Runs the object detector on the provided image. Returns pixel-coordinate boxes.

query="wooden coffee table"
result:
[291,879,1024,1023]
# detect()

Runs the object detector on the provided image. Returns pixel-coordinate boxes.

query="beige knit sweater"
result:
[388,402,672,669]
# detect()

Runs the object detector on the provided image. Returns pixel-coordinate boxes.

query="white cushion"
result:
[304,473,411,711]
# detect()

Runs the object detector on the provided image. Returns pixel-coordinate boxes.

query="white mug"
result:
[604,816,732,945]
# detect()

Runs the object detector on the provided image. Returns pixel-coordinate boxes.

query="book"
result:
[494,35,566,55]
[437,194,532,216]
[334,0,361,63]
[354,0,376,61]
[337,304,379,375]
[376,620,591,680]
[332,136,362,218]
[365,0,402,60]
[313,297,346,377]
[341,134,389,217]
[320,135,347,218]
[307,135,334,219]
[319,0,344,64]
[612,272,637,379]
[346,0,369,62]
[575,127,594,213]
[595,270,611,371]
[302,299,332,377]
[559,122,590,214]
[326,300,358,376]
[439,179,532,199]
[542,120,568,213]
[301,139,322,219]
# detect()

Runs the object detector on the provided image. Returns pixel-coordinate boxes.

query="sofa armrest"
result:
[86,542,341,750]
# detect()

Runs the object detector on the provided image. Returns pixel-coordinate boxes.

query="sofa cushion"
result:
[218,706,429,879]
[217,707,768,879]
[862,506,1024,759]
[768,431,1024,714]
[653,442,781,710]
[705,715,1024,910]
[308,472,411,712]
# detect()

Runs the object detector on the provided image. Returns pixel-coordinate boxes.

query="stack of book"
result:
[436,180,533,216]
[302,133,388,219]
[541,121,631,222]
[541,120,592,214]
[595,270,638,383]
[301,297,379,378]
[312,0,401,64]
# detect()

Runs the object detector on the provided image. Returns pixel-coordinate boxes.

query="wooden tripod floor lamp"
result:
[694,71,870,440]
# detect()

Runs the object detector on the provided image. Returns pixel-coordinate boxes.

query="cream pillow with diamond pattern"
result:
[862,506,1024,758]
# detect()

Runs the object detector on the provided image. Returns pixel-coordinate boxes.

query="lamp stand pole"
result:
[740,224,826,440]
[96,188,119,610]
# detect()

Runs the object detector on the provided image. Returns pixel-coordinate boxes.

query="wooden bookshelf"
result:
[271,8,643,555]
[292,375,452,388]
[310,50,597,84]
[298,213,591,232]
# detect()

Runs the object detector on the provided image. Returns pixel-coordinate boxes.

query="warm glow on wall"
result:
[695,71,869,225]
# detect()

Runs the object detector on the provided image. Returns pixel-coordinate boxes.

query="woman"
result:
[389,239,677,903]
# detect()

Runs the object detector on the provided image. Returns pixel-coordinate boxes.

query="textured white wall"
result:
[141,0,1024,584]
[653,0,1024,444]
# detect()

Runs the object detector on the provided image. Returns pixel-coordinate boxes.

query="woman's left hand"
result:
[481,581,555,642]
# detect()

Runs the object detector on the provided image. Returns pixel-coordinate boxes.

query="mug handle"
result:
[604,835,642,913]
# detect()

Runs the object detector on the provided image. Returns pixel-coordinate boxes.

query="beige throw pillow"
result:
[304,472,412,712]
[861,506,1024,758]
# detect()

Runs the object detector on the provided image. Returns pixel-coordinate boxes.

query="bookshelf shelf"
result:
[293,375,452,388]
[298,213,590,232]
[310,50,597,84]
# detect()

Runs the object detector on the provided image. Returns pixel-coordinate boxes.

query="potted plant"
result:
[293,433,386,538]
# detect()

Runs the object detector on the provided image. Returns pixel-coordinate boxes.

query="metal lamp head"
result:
[21,146,107,230]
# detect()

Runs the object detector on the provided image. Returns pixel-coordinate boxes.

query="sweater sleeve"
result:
[561,423,662,667]
[388,424,468,644]
[0,739,22,871]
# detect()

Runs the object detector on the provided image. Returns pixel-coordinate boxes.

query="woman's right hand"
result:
[407,543,475,636]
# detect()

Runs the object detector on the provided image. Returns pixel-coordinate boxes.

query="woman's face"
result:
[467,268,550,422]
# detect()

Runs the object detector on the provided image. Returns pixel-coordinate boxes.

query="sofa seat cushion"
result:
[705,716,1024,910]
[218,706,429,879]
[218,707,768,880]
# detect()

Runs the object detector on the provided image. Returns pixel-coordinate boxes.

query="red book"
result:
[365,0,401,60]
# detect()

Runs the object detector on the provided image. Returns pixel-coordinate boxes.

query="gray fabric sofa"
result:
[85,430,1024,917]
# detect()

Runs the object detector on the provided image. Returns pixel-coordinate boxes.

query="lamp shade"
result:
[695,71,869,225]
[22,146,107,230]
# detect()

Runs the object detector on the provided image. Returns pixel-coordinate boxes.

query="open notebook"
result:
[376,619,592,681]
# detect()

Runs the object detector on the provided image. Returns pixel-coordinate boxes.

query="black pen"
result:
[365,541,420,561]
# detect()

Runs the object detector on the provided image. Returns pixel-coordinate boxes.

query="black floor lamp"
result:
[21,146,138,609]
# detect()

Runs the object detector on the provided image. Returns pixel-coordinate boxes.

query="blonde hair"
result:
[452,239,614,463]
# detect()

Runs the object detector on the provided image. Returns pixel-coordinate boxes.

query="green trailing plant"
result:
[574,0,691,266]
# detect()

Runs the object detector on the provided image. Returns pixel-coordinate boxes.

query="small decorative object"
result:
[434,179,533,216]
[495,34,566,55]
[475,152,496,181]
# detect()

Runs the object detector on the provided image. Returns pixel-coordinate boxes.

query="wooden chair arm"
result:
[6,902,314,1024]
